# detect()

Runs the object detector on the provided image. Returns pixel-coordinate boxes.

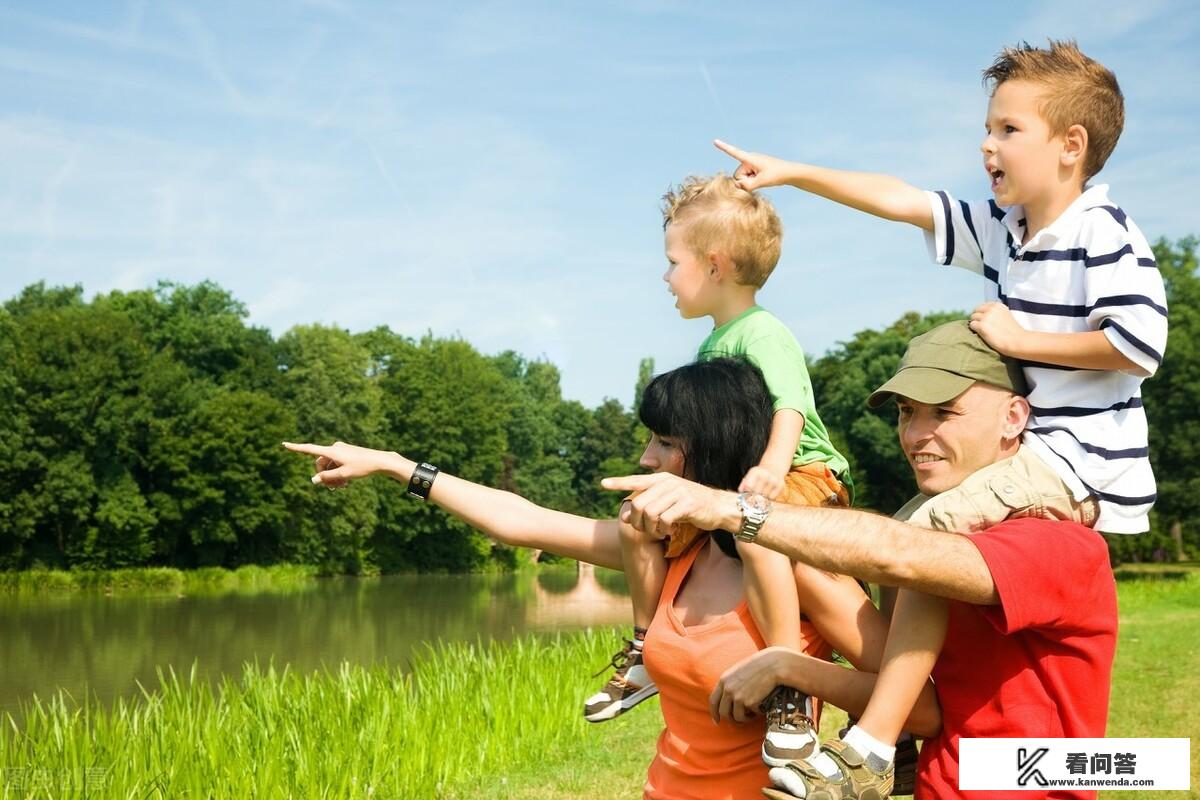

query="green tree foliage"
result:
[1128,236,1200,561]
[809,310,963,513]
[277,325,384,573]
[0,306,37,567]
[4,254,1197,573]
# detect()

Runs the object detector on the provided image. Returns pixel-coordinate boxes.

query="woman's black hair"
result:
[638,357,774,560]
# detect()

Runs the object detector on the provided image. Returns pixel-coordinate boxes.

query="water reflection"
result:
[0,565,629,717]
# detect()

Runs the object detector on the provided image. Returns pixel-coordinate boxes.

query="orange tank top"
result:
[642,538,833,800]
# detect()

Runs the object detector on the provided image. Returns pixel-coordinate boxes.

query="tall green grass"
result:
[2,574,1195,799]
[0,564,318,596]
[0,630,628,799]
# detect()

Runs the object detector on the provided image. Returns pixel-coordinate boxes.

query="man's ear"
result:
[707,249,736,281]
[1061,123,1088,169]
[1003,394,1031,441]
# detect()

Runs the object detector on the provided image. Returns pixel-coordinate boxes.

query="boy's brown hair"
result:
[661,174,783,288]
[983,39,1124,181]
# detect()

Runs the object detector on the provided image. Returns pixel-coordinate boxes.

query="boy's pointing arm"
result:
[714,140,934,231]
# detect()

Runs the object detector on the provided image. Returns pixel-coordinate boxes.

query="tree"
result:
[0,307,37,567]
[103,281,278,392]
[1138,236,1200,561]
[809,311,962,513]
[371,335,515,572]
[276,325,384,573]
[3,300,158,567]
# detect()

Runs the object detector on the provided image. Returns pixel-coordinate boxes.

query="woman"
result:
[285,358,902,799]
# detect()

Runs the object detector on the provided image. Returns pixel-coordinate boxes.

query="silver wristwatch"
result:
[734,492,772,542]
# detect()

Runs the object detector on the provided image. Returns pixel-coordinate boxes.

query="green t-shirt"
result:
[697,306,850,479]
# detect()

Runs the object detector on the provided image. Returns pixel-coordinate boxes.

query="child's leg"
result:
[741,540,813,766]
[582,520,664,723]
[619,519,667,632]
[740,463,846,650]
[855,587,947,745]
[738,540,803,650]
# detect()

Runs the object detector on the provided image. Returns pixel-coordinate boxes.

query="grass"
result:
[0,564,319,596]
[1104,568,1200,799]
[0,630,647,799]
[0,573,1195,799]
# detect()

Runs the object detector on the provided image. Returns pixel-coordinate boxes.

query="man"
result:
[603,321,1117,800]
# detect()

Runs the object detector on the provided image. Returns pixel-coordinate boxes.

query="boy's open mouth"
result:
[988,167,1005,190]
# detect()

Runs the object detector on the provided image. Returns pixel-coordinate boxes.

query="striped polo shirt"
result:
[924,185,1167,533]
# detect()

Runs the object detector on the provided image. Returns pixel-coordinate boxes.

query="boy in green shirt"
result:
[584,174,854,768]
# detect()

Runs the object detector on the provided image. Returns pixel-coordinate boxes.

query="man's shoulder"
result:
[972,517,1116,636]
[983,516,1104,543]
[976,517,1111,573]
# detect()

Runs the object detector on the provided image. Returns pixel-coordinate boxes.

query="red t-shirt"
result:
[916,518,1117,800]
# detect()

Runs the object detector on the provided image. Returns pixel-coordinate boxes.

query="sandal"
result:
[762,739,894,800]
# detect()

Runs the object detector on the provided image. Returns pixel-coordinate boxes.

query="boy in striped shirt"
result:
[715,40,1166,798]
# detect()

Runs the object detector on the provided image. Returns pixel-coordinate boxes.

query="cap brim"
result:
[867,367,976,408]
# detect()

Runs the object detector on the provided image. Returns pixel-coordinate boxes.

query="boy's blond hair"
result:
[661,174,782,288]
[983,39,1124,181]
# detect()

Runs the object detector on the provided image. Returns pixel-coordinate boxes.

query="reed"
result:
[3,573,1195,799]
[0,629,629,798]
[0,564,319,596]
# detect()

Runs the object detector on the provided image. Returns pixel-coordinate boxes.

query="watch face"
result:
[739,492,771,515]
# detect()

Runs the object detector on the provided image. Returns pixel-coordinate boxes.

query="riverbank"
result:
[1,571,1196,798]
[0,563,319,595]
[0,559,602,596]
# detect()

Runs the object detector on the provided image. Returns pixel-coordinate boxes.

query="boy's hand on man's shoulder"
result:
[969,302,1029,357]
[738,465,785,501]
[713,140,795,191]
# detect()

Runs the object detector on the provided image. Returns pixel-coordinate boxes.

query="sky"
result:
[2,1,1198,408]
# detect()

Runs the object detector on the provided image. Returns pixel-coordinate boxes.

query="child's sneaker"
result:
[582,638,657,722]
[761,686,819,767]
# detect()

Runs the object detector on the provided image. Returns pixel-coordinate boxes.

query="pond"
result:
[0,564,630,719]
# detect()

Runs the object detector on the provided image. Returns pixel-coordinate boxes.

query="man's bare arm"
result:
[756,505,999,605]
[603,473,998,604]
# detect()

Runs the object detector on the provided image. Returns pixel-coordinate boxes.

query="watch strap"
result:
[408,462,439,500]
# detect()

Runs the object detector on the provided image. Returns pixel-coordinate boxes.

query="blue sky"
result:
[3,1,1197,407]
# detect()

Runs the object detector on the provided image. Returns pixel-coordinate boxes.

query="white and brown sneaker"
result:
[583,639,657,722]
[761,686,819,767]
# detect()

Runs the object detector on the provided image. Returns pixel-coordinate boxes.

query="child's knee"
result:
[735,538,772,563]
[736,540,794,578]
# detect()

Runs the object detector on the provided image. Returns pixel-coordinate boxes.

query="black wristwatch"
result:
[408,462,439,500]
[735,492,772,542]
